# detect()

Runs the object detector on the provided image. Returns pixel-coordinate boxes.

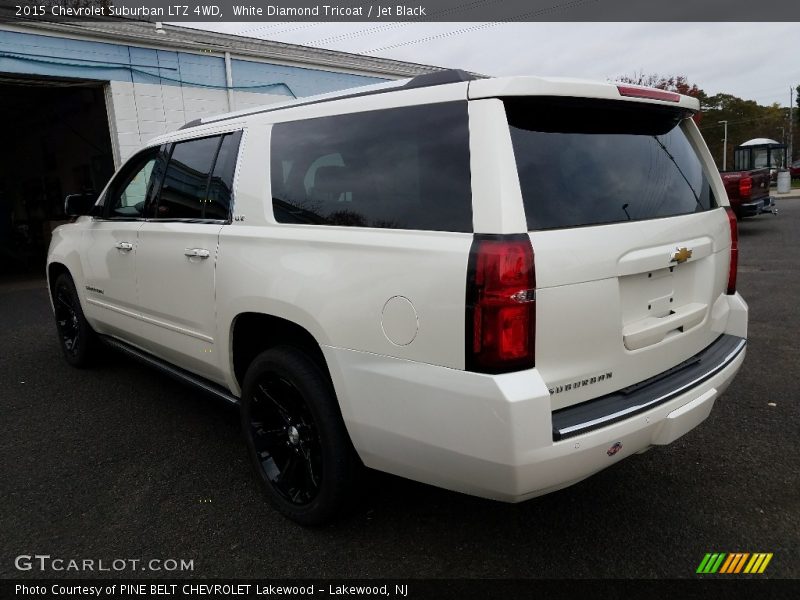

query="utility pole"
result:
[790,86,794,164]
[719,120,728,171]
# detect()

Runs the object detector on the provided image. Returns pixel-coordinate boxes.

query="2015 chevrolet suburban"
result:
[47,70,748,524]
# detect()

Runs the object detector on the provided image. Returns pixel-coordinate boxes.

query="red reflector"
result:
[739,176,752,199]
[616,85,681,103]
[466,236,536,373]
[724,207,738,295]
[499,305,529,359]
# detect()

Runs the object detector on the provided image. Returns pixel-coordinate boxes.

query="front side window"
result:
[153,131,242,220]
[157,136,220,220]
[205,131,242,220]
[270,102,472,232]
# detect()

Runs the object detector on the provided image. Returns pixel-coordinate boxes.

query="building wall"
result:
[0,28,388,164]
[105,80,289,163]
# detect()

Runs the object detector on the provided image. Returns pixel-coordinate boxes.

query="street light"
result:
[719,120,728,171]
[790,86,795,165]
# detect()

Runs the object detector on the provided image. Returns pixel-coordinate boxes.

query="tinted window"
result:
[205,132,241,220]
[105,148,159,218]
[156,136,219,219]
[506,98,716,231]
[270,102,472,232]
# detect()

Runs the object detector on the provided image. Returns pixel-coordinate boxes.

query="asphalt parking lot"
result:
[1,200,798,580]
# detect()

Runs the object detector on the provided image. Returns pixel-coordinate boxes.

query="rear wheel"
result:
[52,272,97,367]
[240,346,357,525]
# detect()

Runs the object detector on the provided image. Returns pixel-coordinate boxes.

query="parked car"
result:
[720,168,777,218]
[790,159,800,179]
[47,71,748,525]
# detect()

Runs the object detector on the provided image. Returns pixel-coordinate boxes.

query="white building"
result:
[0,18,441,268]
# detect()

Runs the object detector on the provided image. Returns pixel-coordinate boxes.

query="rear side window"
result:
[505,98,716,230]
[154,132,241,220]
[270,102,472,232]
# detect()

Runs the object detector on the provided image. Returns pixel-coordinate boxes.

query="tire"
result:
[240,346,358,525]
[51,272,98,368]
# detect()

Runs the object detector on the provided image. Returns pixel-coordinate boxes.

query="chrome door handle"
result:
[184,248,210,259]
[115,242,133,251]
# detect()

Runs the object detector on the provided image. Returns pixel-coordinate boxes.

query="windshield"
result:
[505,97,716,230]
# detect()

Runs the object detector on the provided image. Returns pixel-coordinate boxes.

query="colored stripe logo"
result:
[696,552,773,574]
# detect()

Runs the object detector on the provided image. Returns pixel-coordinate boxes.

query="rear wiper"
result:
[651,136,703,209]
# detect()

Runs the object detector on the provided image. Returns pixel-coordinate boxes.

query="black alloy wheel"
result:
[241,346,357,525]
[250,372,322,505]
[52,273,97,367]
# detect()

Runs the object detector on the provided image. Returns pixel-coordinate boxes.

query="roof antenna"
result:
[155,22,166,35]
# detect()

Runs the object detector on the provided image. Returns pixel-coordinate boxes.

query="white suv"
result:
[47,70,748,524]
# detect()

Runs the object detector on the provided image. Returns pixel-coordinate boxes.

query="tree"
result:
[613,72,706,126]
[614,72,706,102]
[614,73,799,168]
[796,84,799,123]
[699,93,790,169]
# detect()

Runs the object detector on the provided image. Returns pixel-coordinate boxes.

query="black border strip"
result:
[552,333,746,441]
[101,335,240,406]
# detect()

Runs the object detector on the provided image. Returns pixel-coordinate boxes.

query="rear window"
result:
[505,98,716,231]
[270,102,472,232]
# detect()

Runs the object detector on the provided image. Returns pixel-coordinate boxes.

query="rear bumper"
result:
[737,196,776,216]
[551,334,745,440]
[323,295,748,503]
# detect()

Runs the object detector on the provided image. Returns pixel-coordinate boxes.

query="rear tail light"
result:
[466,235,536,373]
[738,176,752,199]
[724,207,738,295]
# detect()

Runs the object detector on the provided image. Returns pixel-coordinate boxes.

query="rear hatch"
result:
[503,95,732,411]
[745,168,770,200]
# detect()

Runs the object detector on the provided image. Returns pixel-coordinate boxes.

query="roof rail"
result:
[401,69,476,89]
[179,69,477,130]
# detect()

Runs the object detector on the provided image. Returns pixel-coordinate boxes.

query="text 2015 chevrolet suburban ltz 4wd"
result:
[48,70,748,524]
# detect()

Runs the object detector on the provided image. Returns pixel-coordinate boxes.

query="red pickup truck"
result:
[720,168,777,219]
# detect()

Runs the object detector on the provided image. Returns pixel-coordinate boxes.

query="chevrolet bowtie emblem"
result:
[671,247,693,264]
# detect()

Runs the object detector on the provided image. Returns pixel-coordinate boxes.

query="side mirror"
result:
[64,192,98,217]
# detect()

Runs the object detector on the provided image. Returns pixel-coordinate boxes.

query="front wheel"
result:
[52,272,98,367]
[240,346,358,525]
